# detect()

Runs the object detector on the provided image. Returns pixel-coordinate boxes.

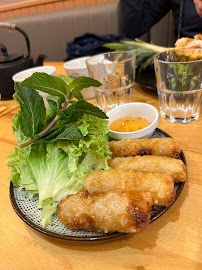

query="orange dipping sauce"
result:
[109,116,151,132]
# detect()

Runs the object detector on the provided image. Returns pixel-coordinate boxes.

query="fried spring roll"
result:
[84,169,176,206]
[109,138,182,158]
[58,189,153,233]
[108,156,186,182]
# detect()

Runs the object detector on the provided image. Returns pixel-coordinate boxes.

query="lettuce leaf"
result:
[8,73,111,227]
[7,114,111,227]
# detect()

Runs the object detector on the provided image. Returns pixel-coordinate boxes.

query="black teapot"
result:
[0,22,46,100]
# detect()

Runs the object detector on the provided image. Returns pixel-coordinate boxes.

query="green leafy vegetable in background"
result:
[104,39,167,70]
[156,49,202,91]
[168,63,198,91]
[7,73,112,227]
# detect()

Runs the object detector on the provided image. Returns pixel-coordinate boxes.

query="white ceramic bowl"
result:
[12,66,56,107]
[63,56,95,99]
[106,102,159,140]
[12,65,56,82]
[63,56,90,78]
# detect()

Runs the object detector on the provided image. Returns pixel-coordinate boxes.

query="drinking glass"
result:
[154,49,202,123]
[86,51,136,112]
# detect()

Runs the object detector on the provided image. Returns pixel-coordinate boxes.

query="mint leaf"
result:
[17,74,104,148]
[53,124,83,141]
[64,100,107,119]
[58,109,83,124]
[69,76,102,100]
[21,72,70,99]
[40,124,83,142]
[58,74,73,85]
[14,83,46,137]
[40,126,64,141]
[46,95,64,113]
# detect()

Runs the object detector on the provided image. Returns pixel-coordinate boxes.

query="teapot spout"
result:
[35,54,47,66]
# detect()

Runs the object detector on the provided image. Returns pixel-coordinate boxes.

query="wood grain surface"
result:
[0,62,201,270]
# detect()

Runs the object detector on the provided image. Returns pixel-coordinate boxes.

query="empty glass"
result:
[86,51,136,112]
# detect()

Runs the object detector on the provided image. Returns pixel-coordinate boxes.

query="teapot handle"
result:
[0,22,31,58]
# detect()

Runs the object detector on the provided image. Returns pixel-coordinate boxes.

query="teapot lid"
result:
[0,43,24,63]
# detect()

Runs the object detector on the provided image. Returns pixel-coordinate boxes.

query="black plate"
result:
[135,66,157,90]
[9,128,186,242]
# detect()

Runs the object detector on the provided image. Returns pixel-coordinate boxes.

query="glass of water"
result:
[154,49,202,123]
[86,51,136,112]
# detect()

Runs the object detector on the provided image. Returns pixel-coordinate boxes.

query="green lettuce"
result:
[7,73,112,227]
[7,114,111,227]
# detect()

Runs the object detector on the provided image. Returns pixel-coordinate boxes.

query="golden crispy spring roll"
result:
[109,138,182,158]
[58,189,153,233]
[84,169,176,206]
[108,156,186,182]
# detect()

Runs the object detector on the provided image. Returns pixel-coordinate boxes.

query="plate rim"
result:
[9,184,127,242]
[9,128,186,242]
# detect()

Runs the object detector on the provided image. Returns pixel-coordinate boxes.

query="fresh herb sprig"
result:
[13,72,104,148]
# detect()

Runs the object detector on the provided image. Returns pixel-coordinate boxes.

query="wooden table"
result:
[0,62,201,270]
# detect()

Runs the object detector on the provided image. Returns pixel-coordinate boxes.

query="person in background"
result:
[193,0,202,17]
[118,0,202,41]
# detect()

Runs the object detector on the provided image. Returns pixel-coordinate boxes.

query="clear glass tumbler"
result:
[154,49,202,123]
[86,51,136,112]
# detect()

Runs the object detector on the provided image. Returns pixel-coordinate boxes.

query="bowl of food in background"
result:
[106,102,159,140]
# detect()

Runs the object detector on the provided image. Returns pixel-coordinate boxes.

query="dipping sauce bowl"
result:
[106,102,159,140]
